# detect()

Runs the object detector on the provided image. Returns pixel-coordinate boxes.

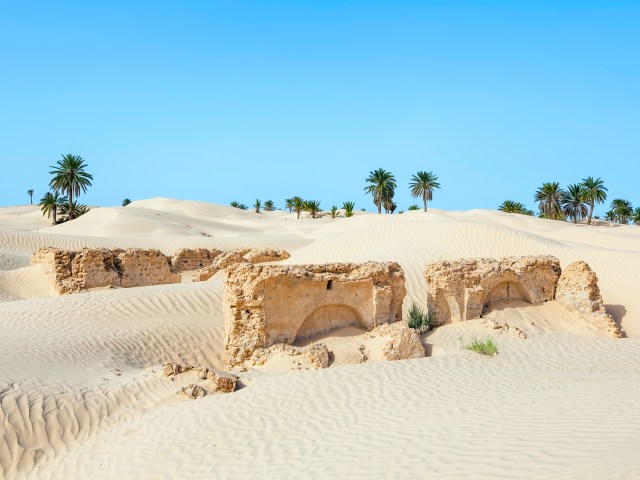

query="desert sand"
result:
[1,198,639,479]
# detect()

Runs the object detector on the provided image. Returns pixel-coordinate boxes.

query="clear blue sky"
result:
[1,1,638,215]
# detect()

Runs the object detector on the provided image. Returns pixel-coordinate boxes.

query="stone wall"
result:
[31,246,291,295]
[171,248,223,272]
[556,261,621,337]
[223,262,406,368]
[195,248,290,281]
[424,256,562,325]
[31,248,180,294]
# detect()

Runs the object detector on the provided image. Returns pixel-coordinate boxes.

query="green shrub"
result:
[407,205,420,211]
[462,336,498,356]
[406,301,433,334]
[343,201,355,217]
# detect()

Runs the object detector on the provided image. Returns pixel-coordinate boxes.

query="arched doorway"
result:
[295,304,365,341]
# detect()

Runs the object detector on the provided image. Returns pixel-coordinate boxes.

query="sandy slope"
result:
[0,198,639,479]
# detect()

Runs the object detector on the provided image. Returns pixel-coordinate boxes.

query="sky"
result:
[1,1,638,216]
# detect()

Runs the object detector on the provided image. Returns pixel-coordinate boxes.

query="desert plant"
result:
[632,207,640,226]
[254,199,261,213]
[230,201,248,210]
[343,201,355,217]
[498,200,527,214]
[59,201,90,221]
[409,171,440,212]
[285,198,294,213]
[303,200,322,219]
[122,198,131,206]
[27,189,34,204]
[398,210,404,214]
[534,182,565,220]
[49,154,93,220]
[462,336,498,356]
[407,205,420,211]
[580,177,607,225]
[611,198,633,224]
[604,210,615,222]
[406,302,433,334]
[364,168,396,214]
[264,200,275,211]
[292,196,304,219]
[330,205,339,218]
[562,184,588,223]
[39,191,67,225]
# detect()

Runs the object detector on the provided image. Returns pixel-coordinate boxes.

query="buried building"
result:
[424,255,621,338]
[223,262,407,368]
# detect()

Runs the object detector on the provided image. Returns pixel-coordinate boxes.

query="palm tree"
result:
[498,200,526,214]
[534,182,565,220]
[409,171,440,212]
[60,201,90,221]
[122,198,131,206]
[27,189,34,205]
[303,200,322,219]
[364,168,396,214]
[611,199,633,224]
[254,199,261,213]
[604,210,616,222]
[632,207,640,226]
[285,198,294,213]
[39,191,67,225]
[562,184,588,223]
[580,177,607,225]
[330,205,339,218]
[230,201,248,210]
[264,200,275,211]
[383,198,397,214]
[292,196,304,219]
[342,201,355,218]
[49,154,93,220]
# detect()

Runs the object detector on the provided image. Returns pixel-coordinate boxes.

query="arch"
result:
[295,304,365,341]
[481,280,531,314]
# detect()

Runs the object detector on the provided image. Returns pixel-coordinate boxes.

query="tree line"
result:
[499,177,640,225]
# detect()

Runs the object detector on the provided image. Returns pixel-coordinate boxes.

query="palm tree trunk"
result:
[52,208,57,225]
[423,193,427,212]
[377,201,382,214]
[68,190,74,220]
[587,201,594,225]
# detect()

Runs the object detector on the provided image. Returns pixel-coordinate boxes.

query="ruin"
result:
[556,261,622,337]
[31,246,290,295]
[31,247,179,294]
[223,262,406,368]
[424,255,621,338]
[424,255,562,325]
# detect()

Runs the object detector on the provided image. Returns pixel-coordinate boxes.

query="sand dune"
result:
[1,198,639,478]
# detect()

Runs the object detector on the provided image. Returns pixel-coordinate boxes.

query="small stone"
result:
[177,384,207,399]
[207,371,238,393]
[304,343,330,369]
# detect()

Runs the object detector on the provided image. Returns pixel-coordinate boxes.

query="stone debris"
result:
[555,261,622,338]
[177,384,207,400]
[304,343,330,369]
[367,322,425,361]
[481,318,528,339]
[163,363,238,397]
[223,261,406,368]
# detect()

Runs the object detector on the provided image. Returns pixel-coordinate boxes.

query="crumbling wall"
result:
[171,248,223,272]
[32,248,180,294]
[195,248,290,281]
[223,262,406,368]
[556,261,621,338]
[31,246,291,294]
[424,256,562,324]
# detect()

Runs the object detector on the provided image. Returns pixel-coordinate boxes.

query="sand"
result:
[1,198,639,479]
